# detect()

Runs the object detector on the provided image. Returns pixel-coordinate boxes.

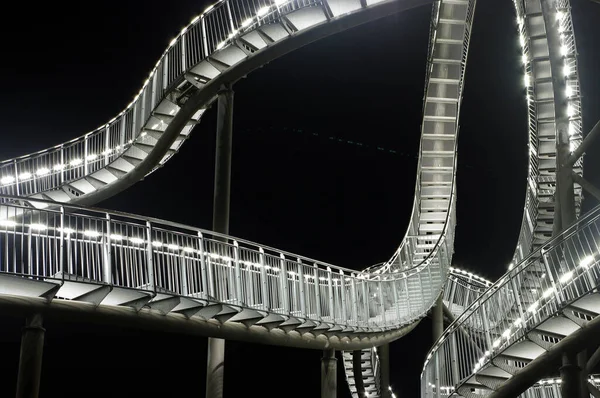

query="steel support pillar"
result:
[321,348,337,398]
[561,352,583,398]
[379,344,391,398]
[352,350,365,397]
[16,314,45,398]
[433,294,443,342]
[573,172,600,202]
[579,350,589,398]
[206,86,234,398]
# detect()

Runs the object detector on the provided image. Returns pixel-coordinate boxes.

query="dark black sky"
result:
[0,1,599,397]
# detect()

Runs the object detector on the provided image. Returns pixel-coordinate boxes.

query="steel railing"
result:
[421,201,600,397]
[0,193,449,330]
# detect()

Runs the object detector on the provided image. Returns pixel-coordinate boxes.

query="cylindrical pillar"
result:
[16,314,45,398]
[561,352,582,398]
[212,86,234,236]
[578,350,589,398]
[352,350,365,397]
[321,348,337,398]
[379,344,391,398]
[433,294,443,342]
[206,85,234,398]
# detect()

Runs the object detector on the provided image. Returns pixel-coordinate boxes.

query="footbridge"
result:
[0,0,597,396]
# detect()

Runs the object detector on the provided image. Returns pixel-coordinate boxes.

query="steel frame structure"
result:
[0,0,593,396]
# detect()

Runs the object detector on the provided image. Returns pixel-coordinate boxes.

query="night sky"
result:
[1,0,599,397]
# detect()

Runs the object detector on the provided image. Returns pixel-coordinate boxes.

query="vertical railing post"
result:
[59,146,65,184]
[181,33,187,73]
[163,54,170,90]
[351,274,358,325]
[279,253,289,313]
[225,1,236,32]
[84,136,89,175]
[339,269,347,324]
[314,266,322,319]
[362,279,369,326]
[233,241,243,305]
[327,267,334,322]
[450,333,460,385]
[14,160,20,196]
[541,248,563,303]
[404,277,411,317]
[119,115,126,152]
[102,214,112,284]
[298,258,306,318]
[181,249,189,296]
[145,221,155,292]
[392,277,400,322]
[378,276,386,326]
[104,126,110,167]
[480,304,494,349]
[59,206,65,278]
[198,232,210,299]
[259,248,268,310]
[201,17,210,58]
[151,72,157,109]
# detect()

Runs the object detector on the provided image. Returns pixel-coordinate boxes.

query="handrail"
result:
[422,201,600,395]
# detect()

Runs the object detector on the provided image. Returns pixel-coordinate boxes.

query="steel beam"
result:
[433,294,443,342]
[561,352,583,398]
[321,348,337,398]
[568,119,600,167]
[379,344,391,398]
[206,86,234,398]
[16,314,45,398]
[573,172,600,202]
[352,350,366,397]
[489,306,600,398]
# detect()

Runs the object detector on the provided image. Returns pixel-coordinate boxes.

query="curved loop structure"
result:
[0,0,591,394]
[422,204,600,396]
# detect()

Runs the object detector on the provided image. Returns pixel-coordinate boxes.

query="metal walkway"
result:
[0,0,592,396]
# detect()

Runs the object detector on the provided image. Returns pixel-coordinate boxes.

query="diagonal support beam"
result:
[590,382,600,398]
[587,343,600,374]
[573,172,600,202]
[568,119,600,167]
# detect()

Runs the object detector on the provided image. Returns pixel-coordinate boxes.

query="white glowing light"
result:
[35,168,50,176]
[167,244,179,251]
[570,142,576,152]
[493,339,501,348]
[567,104,575,117]
[216,41,226,50]
[102,149,113,156]
[556,11,565,21]
[527,301,539,313]
[183,247,195,253]
[70,158,83,166]
[564,65,571,76]
[29,223,47,231]
[129,237,145,245]
[274,0,286,5]
[0,220,17,227]
[1,176,15,185]
[566,85,573,97]
[53,164,66,171]
[522,54,527,64]
[228,30,238,39]
[509,262,514,270]
[519,34,525,48]
[84,230,101,238]
[560,45,568,56]
[57,227,75,234]
[241,18,253,27]
[110,234,124,241]
[502,328,511,338]
[257,6,270,16]
[559,271,574,283]
[19,172,32,180]
[169,38,178,47]
[542,287,555,299]
[191,15,200,24]
[524,75,530,87]
[152,241,163,247]
[86,154,97,161]
[513,318,523,327]
[580,256,594,268]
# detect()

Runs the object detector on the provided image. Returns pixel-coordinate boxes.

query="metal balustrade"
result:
[0,194,450,331]
[422,203,600,397]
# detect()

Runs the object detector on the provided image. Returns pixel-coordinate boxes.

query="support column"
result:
[579,350,589,398]
[16,314,45,398]
[321,348,337,398]
[352,350,365,397]
[206,85,234,398]
[433,294,443,342]
[561,352,582,398]
[379,344,391,398]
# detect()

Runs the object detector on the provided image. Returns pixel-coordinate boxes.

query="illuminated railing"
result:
[0,194,449,330]
[421,203,600,397]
